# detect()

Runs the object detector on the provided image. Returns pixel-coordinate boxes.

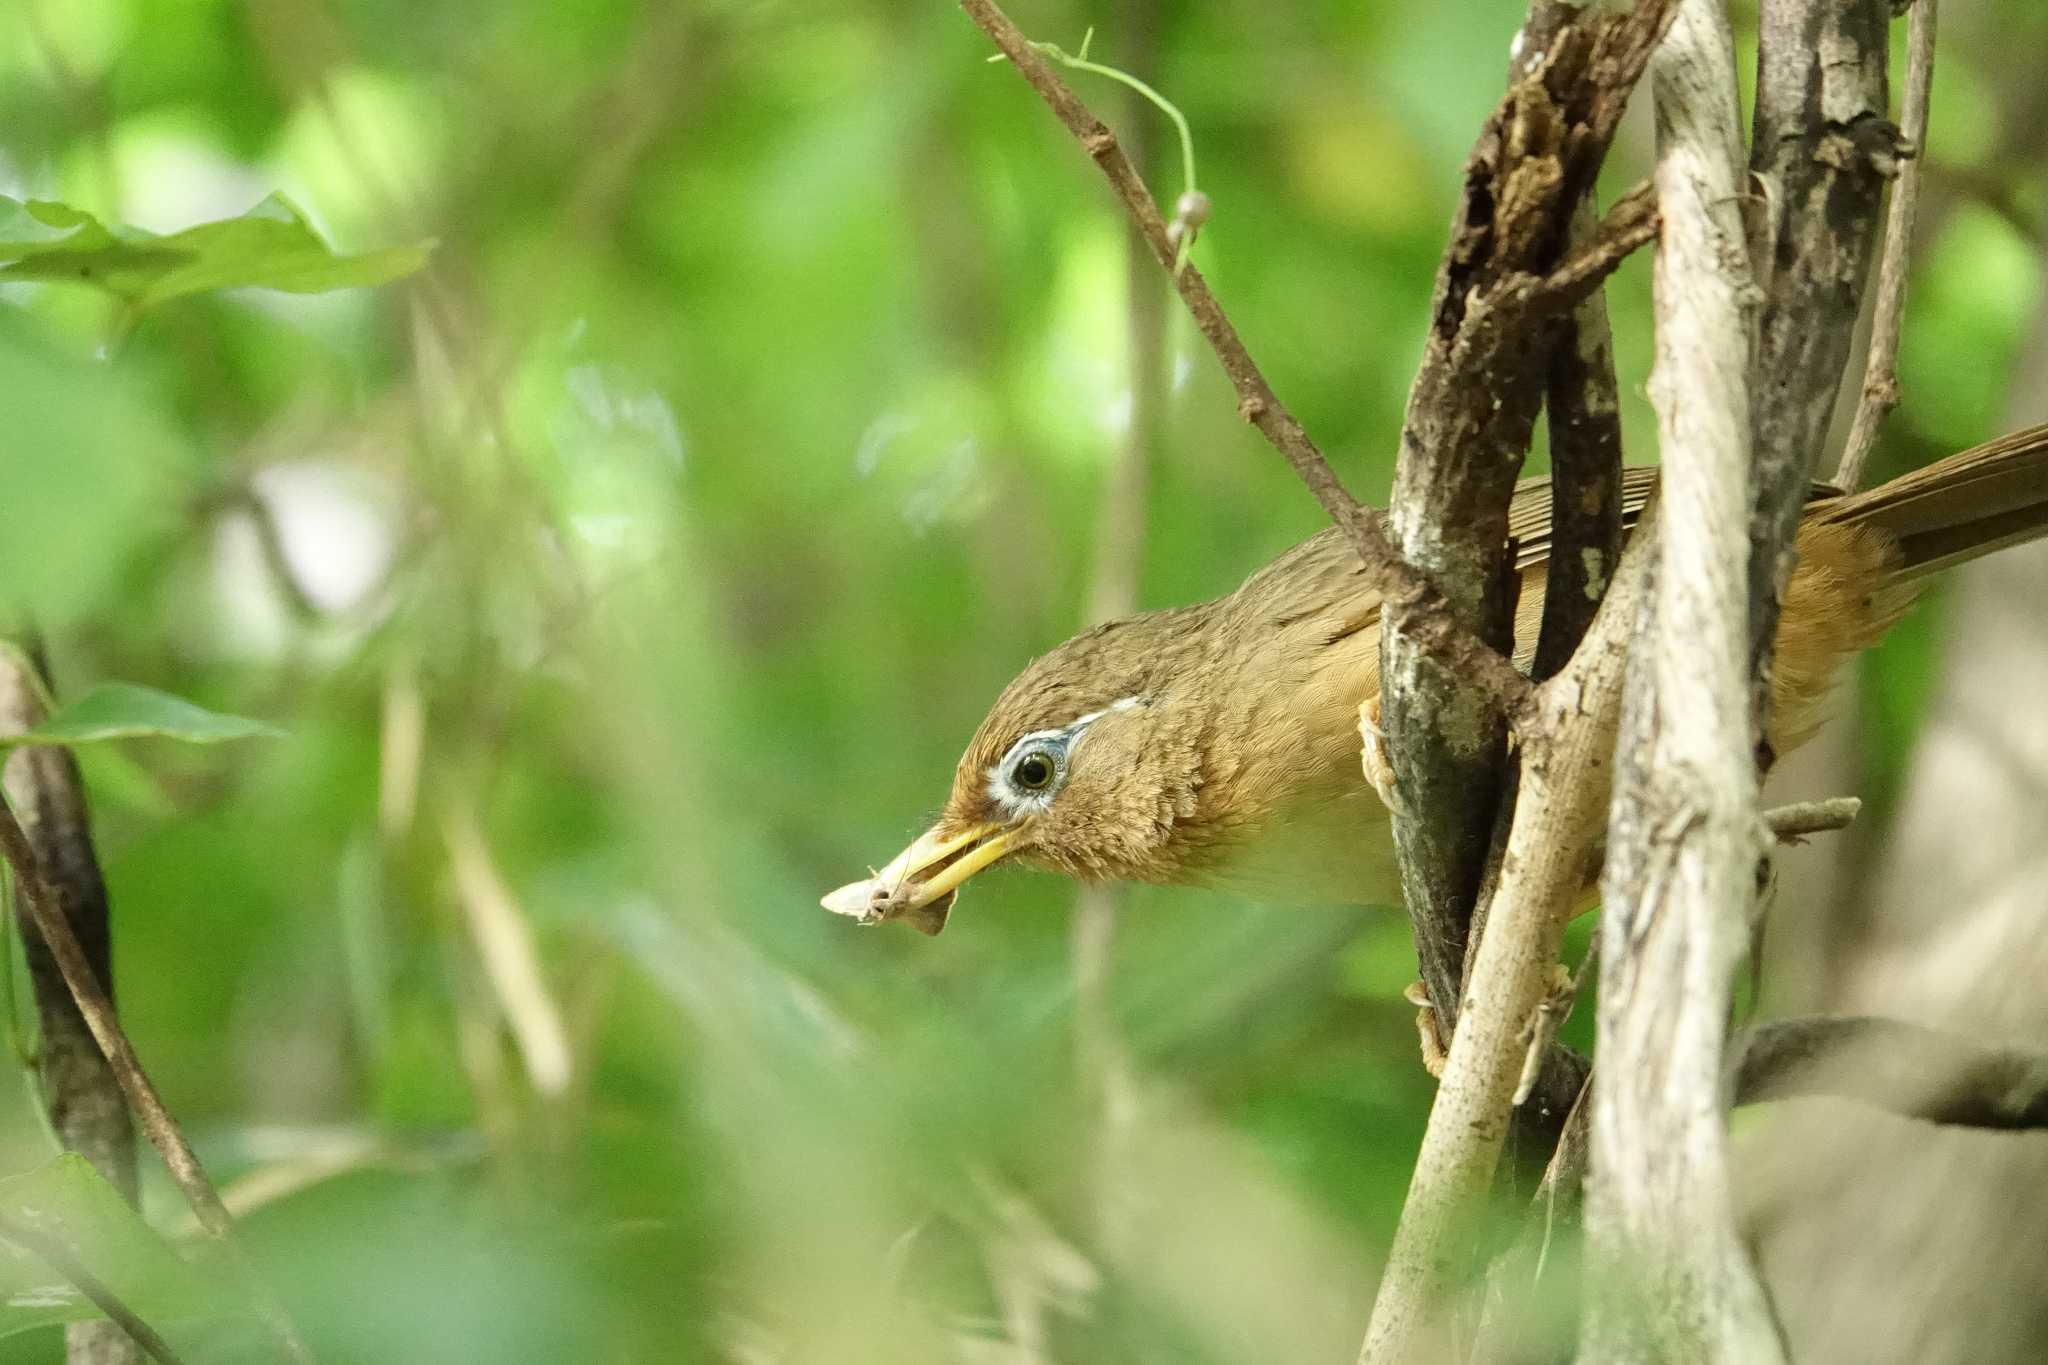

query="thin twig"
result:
[1531,182,1663,312]
[1836,0,1938,491]
[0,794,316,1365]
[1762,796,1862,840]
[957,0,1532,713]
[0,1212,187,1365]
[1014,30,1197,207]
[1514,964,1581,1106]
[443,798,573,1097]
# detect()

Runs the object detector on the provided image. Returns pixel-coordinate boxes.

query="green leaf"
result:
[0,193,431,313]
[0,1154,221,1341]
[9,683,282,748]
[0,198,117,260]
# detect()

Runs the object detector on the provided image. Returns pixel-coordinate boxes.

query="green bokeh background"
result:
[0,0,2043,1359]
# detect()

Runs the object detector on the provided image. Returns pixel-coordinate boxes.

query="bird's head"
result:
[821,612,1207,934]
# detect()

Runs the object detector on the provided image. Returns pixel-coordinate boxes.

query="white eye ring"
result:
[987,731,1071,812]
[1009,743,1063,793]
[984,698,1142,816]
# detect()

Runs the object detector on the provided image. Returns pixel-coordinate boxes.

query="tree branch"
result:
[1468,1007,2048,1365]
[0,1212,187,1365]
[1746,0,1899,725]
[1836,0,1938,492]
[1733,1015,2048,1130]
[0,650,141,1365]
[0,794,316,1365]
[1530,181,1663,315]
[1581,1,1785,1358]
[1533,193,1630,682]
[1359,519,1655,1364]
[1380,0,1674,1054]
[1762,796,1862,841]
[958,0,1531,711]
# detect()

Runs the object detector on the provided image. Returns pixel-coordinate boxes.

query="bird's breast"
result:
[1183,781,1402,907]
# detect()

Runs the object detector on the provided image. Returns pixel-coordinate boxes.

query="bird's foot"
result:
[1512,962,1579,1106]
[1403,979,1448,1079]
[1358,696,1406,816]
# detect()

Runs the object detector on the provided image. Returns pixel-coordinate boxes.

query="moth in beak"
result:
[819,820,1017,936]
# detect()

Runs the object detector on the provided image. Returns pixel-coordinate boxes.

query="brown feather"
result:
[918,425,2048,906]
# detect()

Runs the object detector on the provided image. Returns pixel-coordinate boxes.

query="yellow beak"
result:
[819,821,1016,936]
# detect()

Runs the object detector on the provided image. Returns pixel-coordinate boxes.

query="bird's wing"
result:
[1507,466,1661,570]
[1229,466,1665,684]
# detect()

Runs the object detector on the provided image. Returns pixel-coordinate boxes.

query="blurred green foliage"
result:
[0,0,2042,1360]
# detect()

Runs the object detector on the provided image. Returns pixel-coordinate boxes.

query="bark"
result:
[1359,518,1654,1365]
[1745,0,1898,727]
[1532,193,1626,684]
[1835,0,1938,491]
[1381,0,1673,1040]
[1580,0,1785,1359]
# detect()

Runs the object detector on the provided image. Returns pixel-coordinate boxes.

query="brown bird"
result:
[823,427,2048,936]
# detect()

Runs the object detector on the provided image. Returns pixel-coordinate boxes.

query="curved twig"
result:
[957,0,1532,714]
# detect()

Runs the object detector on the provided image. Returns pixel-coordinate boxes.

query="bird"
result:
[823,426,2048,937]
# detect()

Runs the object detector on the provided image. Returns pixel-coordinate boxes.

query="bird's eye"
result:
[1011,750,1058,792]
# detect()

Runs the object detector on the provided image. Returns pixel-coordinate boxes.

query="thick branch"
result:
[1746,0,1897,724]
[1381,0,1674,1045]
[1836,0,1938,492]
[1733,1015,2048,1130]
[1469,1007,2048,1365]
[1582,1,1783,1358]
[1359,522,1654,1365]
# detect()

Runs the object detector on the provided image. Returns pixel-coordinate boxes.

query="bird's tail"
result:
[1813,422,2048,579]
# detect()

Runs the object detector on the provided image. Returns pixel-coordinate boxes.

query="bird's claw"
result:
[1359,696,1407,817]
[1404,979,1448,1079]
